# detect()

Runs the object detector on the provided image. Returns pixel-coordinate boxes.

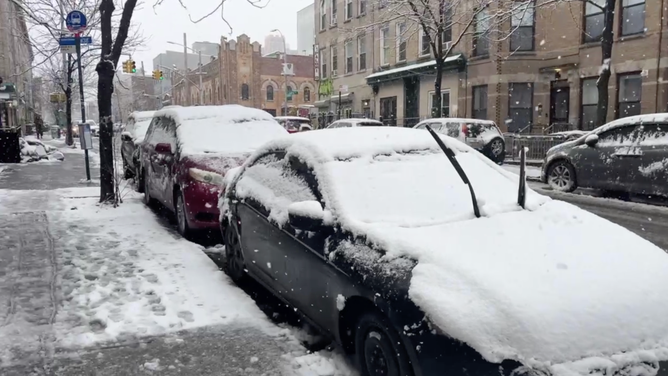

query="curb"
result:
[504,160,544,167]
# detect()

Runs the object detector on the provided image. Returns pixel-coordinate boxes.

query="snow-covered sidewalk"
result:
[0,187,355,375]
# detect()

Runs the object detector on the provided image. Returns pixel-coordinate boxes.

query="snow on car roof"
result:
[275,116,310,121]
[154,105,287,156]
[594,113,668,134]
[129,111,155,121]
[422,117,496,125]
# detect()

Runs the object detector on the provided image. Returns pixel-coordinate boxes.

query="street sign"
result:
[339,85,349,93]
[59,36,93,45]
[66,11,87,33]
[60,45,76,55]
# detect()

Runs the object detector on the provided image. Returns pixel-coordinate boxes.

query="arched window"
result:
[304,87,311,102]
[267,85,274,101]
[241,84,249,100]
[287,85,293,101]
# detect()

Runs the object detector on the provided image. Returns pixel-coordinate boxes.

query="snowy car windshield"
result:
[326,149,525,226]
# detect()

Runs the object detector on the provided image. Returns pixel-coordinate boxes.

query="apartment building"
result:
[315,0,668,132]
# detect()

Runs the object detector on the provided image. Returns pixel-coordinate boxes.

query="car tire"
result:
[223,223,246,283]
[143,170,155,206]
[175,190,191,238]
[488,138,506,164]
[354,312,414,376]
[547,160,577,192]
[123,158,133,180]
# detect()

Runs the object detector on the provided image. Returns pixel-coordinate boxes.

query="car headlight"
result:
[188,168,224,186]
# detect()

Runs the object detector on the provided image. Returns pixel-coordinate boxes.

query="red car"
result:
[139,105,288,237]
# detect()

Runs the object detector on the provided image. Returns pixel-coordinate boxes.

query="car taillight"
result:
[462,125,469,137]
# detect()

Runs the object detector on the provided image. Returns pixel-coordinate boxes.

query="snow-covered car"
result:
[414,118,506,164]
[221,127,668,376]
[121,110,156,179]
[326,118,384,128]
[140,105,288,237]
[542,113,668,195]
[274,116,312,133]
[549,130,588,141]
[20,137,64,162]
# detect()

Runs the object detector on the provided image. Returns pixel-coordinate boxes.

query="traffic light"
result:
[159,71,164,80]
[121,60,129,73]
[131,60,136,73]
[152,70,160,80]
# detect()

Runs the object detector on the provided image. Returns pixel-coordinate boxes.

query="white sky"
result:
[130,0,312,70]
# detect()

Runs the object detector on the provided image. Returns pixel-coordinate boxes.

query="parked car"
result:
[274,116,312,133]
[549,130,588,141]
[140,105,287,237]
[326,118,384,128]
[413,118,506,164]
[542,113,668,196]
[121,111,156,179]
[221,127,668,376]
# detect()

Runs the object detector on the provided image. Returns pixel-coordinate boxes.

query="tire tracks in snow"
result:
[2,228,25,328]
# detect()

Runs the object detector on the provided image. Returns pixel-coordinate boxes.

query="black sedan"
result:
[221,127,668,376]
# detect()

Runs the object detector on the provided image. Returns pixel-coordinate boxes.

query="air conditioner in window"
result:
[282,63,295,76]
[443,41,452,51]
[332,70,338,77]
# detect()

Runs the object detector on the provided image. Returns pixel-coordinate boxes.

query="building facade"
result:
[297,4,315,55]
[152,49,215,107]
[314,0,667,132]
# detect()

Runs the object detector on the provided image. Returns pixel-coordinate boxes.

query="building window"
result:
[396,23,407,62]
[508,83,533,132]
[345,0,353,20]
[617,72,642,119]
[510,1,535,51]
[344,40,354,73]
[472,85,488,120]
[621,0,645,36]
[359,0,366,15]
[443,8,452,44]
[331,46,338,76]
[380,26,390,66]
[304,87,311,102]
[581,77,598,130]
[330,0,337,26]
[419,28,431,56]
[357,35,367,70]
[584,0,604,43]
[241,83,249,100]
[473,9,490,57]
[320,0,327,31]
[287,85,294,102]
[320,49,327,78]
[266,85,274,101]
[429,91,451,117]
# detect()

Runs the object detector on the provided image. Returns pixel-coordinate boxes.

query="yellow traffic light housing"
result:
[121,60,129,73]
[152,70,160,80]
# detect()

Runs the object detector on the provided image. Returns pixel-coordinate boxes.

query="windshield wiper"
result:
[425,125,481,218]
[517,146,526,209]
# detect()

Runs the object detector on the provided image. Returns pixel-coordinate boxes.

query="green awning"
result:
[366,54,466,85]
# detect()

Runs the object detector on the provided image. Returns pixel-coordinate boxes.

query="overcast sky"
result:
[130,0,312,71]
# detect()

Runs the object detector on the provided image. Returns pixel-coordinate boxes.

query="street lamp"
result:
[270,29,288,116]
[167,36,205,106]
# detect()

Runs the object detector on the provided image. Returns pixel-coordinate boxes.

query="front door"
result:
[550,81,570,125]
[379,96,397,126]
[404,77,420,127]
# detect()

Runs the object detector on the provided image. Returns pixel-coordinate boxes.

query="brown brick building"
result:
[172,35,316,116]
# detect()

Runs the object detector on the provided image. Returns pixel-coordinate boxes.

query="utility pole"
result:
[271,29,288,116]
[198,50,203,105]
[183,33,189,106]
[75,32,91,181]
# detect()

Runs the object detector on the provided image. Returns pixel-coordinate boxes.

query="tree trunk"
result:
[595,0,617,127]
[65,87,73,145]
[433,60,444,118]
[97,60,115,203]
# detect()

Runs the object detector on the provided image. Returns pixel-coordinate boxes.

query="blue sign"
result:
[59,36,93,45]
[66,10,87,32]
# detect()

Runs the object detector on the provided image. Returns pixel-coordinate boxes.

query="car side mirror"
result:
[287,200,325,231]
[121,132,132,142]
[585,134,599,147]
[155,142,172,154]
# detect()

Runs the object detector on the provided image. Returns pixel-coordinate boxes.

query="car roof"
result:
[335,118,383,125]
[420,118,497,125]
[595,113,668,134]
[275,116,310,121]
[154,105,275,125]
[129,111,156,120]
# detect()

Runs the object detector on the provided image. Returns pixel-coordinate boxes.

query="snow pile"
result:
[153,105,288,156]
[19,137,65,162]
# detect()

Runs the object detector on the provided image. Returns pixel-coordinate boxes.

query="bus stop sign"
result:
[66,11,87,33]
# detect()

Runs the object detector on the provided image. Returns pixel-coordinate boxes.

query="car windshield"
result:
[133,120,153,143]
[358,121,382,127]
[325,149,532,226]
[465,122,499,138]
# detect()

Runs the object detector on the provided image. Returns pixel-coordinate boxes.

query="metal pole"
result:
[282,35,288,116]
[75,33,91,181]
[183,33,189,106]
[198,50,203,105]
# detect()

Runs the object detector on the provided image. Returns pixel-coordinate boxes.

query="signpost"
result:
[66,10,91,181]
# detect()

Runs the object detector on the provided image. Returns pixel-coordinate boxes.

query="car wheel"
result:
[143,171,155,206]
[488,138,505,164]
[355,312,414,376]
[123,159,133,179]
[224,224,246,283]
[548,161,577,192]
[175,191,191,237]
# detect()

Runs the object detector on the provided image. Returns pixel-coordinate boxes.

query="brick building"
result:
[314,0,667,132]
[172,35,317,115]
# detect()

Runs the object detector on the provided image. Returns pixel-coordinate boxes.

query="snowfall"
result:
[0,186,354,375]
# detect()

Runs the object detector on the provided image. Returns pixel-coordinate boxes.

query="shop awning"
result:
[330,92,353,102]
[365,54,465,85]
[314,99,329,107]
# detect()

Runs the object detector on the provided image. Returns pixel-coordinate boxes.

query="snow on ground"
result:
[502,164,542,179]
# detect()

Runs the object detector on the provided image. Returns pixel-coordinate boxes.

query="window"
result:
[380,26,390,66]
[304,87,311,102]
[345,0,353,20]
[617,73,642,119]
[581,77,598,130]
[597,125,638,146]
[359,0,366,15]
[510,1,535,51]
[320,49,327,79]
[508,83,533,132]
[584,0,604,43]
[429,91,451,117]
[331,46,338,76]
[345,40,354,73]
[266,85,274,101]
[330,0,337,26]
[473,9,490,56]
[287,85,294,101]
[241,83,250,100]
[320,0,326,31]
[443,8,453,44]
[472,85,488,120]
[396,23,407,62]
[621,0,645,36]
[419,28,431,56]
[357,35,367,70]
[634,124,668,146]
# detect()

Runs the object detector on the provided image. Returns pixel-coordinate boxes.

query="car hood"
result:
[357,200,668,372]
